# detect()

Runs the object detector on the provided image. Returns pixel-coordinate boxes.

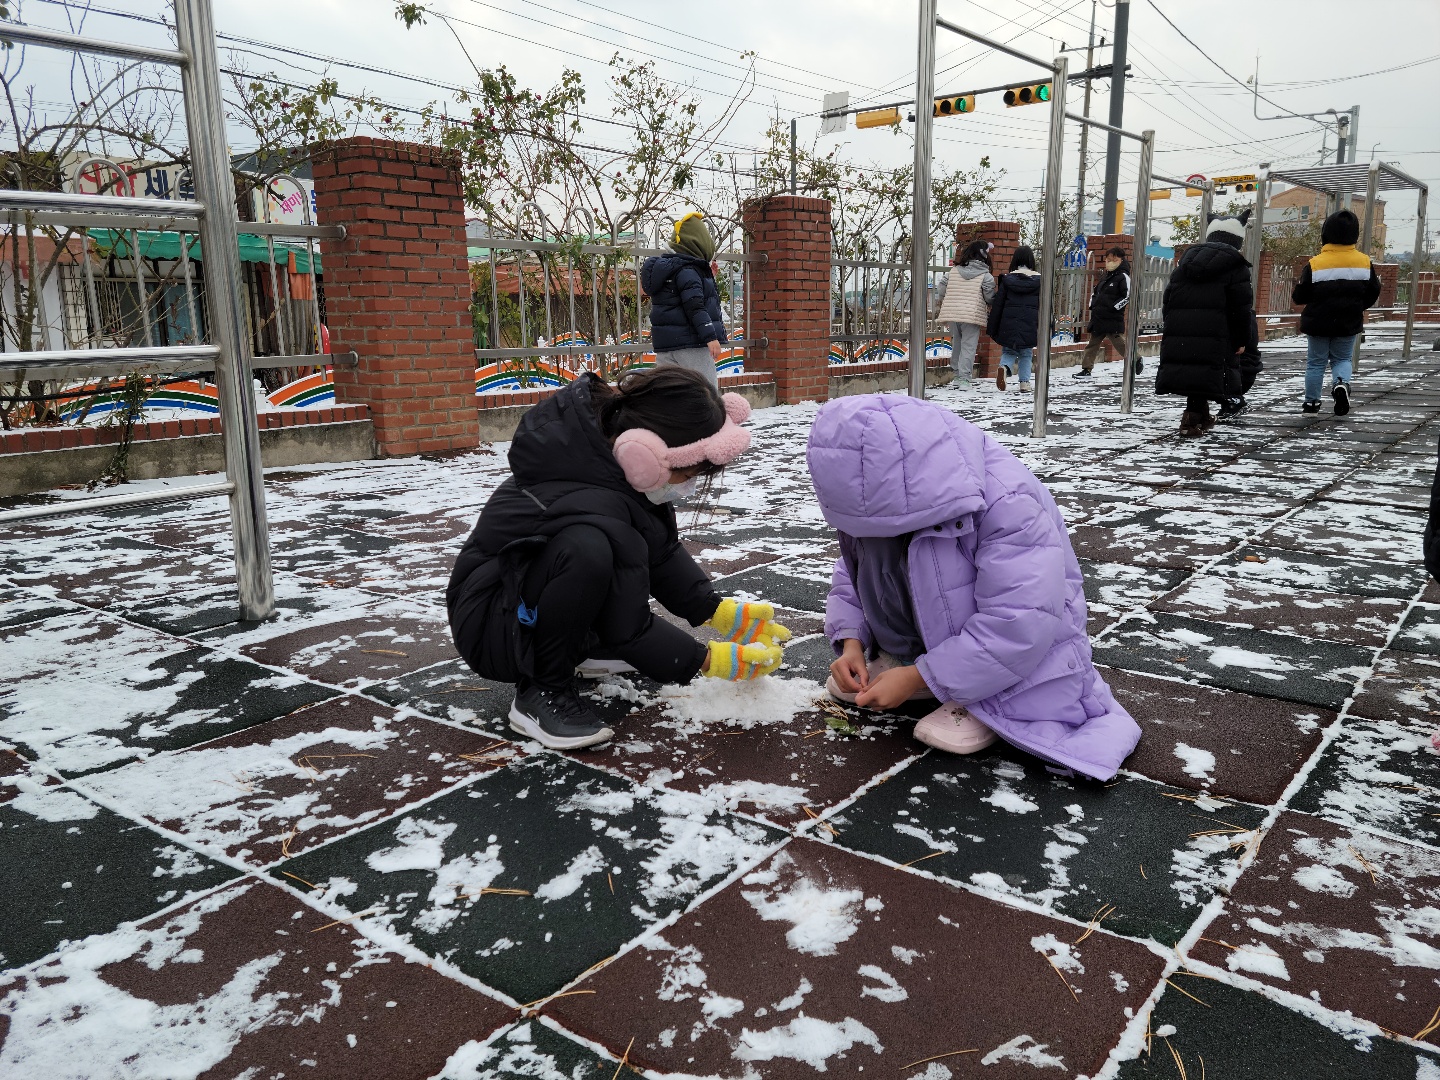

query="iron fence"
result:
[829,242,949,364]
[1266,258,1297,315]
[472,211,759,388]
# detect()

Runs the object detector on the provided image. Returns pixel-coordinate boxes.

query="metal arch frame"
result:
[0,4,280,619]
[1265,161,1429,359]
[914,14,1166,435]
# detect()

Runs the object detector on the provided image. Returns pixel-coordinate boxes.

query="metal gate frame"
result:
[0,3,343,621]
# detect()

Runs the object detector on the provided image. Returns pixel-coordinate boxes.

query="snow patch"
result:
[1224,941,1291,981]
[981,1034,1066,1069]
[741,852,865,957]
[1172,743,1217,782]
[733,1015,882,1071]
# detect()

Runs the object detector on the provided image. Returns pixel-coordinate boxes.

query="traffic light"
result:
[1003,83,1052,107]
[1234,181,1258,192]
[855,107,900,129]
[933,93,976,118]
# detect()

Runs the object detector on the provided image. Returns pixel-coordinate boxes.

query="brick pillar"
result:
[311,137,478,456]
[1255,250,1274,316]
[742,195,832,404]
[1375,263,1399,309]
[952,221,1021,378]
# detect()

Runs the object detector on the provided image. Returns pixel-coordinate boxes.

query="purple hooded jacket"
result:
[807,394,1141,781]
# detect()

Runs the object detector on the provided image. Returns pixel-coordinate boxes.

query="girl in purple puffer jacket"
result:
[806,394,1141,780]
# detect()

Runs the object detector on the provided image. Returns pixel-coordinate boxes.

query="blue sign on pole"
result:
[1062,235,1089,269]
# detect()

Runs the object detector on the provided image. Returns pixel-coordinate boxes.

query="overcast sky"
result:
[12,0,1440,250]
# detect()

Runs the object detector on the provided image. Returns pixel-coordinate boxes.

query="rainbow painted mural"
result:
[829,335,954,366]
[53,368,335,422]
[266,369,335,408]
[475,336,746,394]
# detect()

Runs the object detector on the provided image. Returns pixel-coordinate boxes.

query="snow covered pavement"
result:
[2,323,1440,1077]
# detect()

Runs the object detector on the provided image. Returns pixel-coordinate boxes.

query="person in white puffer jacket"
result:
[932,239,996,385]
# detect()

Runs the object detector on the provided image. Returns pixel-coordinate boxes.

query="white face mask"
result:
[646,477,699,504]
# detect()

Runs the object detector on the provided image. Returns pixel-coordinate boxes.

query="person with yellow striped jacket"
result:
[1291,209,1382,416]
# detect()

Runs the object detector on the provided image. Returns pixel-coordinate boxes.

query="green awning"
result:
[88,229,322,273]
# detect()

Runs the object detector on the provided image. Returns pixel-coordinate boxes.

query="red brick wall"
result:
[311,137,478,457]
[1376,263,1400,309]
[742,195,832,404]
[0,406,370,454]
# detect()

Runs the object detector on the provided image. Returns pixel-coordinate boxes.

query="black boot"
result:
[1217,397,1247,420]
[509,683,614,749]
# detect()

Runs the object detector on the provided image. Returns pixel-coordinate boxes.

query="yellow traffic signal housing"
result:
[934,94,976,117]
[1148,188,1172,201]
[1234,181,1258,192]
[1003,83,1052,107]
[855,107,900,129]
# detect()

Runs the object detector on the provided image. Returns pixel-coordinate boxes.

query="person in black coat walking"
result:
[986,245,1042,391]
[640,212,728,388]
[1156,211,1255,437]
[447,368,789,749]
[1076,247,1137,378]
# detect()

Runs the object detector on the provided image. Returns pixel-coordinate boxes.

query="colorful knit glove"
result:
[704,639,784,681]
[707,598,792,647]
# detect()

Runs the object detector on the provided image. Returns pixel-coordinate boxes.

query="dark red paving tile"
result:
[1256,500,1428,563]
[5,536,235,607]
[549,840,1166,1077]
[0,878,515,1078]
[1080,561,1191,633]
[1150,574,1406,649]
[1349,652,1440,726]
[342,508,475,545]
[292,542,455,600]
[1190,811,1440,1046]
[238,602,458,688]
[0,747,56,803]
[86,696,516,866]
[1105,668,1332,804]
[1067,525,1228,571]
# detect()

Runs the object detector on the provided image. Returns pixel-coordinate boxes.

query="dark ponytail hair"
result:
[1008,245,1037,272]
[591,367,727,471]
[958,239,991,268]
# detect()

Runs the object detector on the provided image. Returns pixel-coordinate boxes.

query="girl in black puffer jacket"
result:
[640,212,728,388]
[986,245,1042,391]
[1156,212,1256,437]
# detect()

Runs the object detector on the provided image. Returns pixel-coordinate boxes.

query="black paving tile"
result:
[1211,544,1428,599]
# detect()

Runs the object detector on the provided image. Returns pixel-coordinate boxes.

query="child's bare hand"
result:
[707,339,723,360]
[855,665,927,710]
[830,639,869,694]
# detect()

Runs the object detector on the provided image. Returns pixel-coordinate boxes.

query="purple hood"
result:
[807,394,1141,780]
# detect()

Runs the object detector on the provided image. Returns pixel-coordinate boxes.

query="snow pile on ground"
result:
[656,675,823,732]
[740,852,866,957]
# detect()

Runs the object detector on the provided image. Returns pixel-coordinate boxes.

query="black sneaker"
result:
[1135,358,1145,375]
[1074,368,1092,379]
[1217,397,1247,420]
[1301,400,1321,414]
[509,684,614,749]
[1332,382,1351,416]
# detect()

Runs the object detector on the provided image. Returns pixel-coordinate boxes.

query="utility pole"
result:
[1074,0,1098,236]
[790,119,797,195]
[1101,0,1130,234]
[1336,112,1349,165]
[908,0,938,399]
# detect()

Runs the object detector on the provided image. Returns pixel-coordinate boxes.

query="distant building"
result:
[1267,185,1386,255]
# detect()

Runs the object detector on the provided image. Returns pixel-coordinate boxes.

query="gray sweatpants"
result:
[951,323,981,382]
[654,346,719,388]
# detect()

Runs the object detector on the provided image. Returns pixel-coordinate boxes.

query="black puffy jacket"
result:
[641,253,728,351]
[1291,244,1382,338]
[1426,433,1440,583]
[1087,259,1131,335]
[1156,241,1254,400]
[986,269,1042,349]
[446,375,719,682]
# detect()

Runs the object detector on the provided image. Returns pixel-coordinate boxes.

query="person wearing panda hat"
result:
[1155,210,1257,437]
[447,367,790,749]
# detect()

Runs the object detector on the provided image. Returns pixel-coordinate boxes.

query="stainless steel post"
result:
[1032,56,1069,438]
[1404,187,1427,358]
[1121,129,1154,415]
[908,0,939,399]
[175,0,274,620]
[1248,164,1270,310]
[1200,182,1214,228]
[1353,161,1381,368]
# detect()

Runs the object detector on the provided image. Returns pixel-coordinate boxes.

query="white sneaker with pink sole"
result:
[913,702,998,755]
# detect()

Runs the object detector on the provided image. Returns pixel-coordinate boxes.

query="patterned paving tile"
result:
[342,507,476,545]
[443,1021,613,1077]
[236,600,458,689]
[1093,612,1372,710]
[0,610,185,685]
[1080,561,1191,634]
[830,750,1265,945]
[291,542,455,602]
[86,697,515,865]
[0,878,515,1079]
[1255,500,1429,563]
[1150,574,1407,648]
[1,644,337,777]
[1067,524,1234,571]
[1392,604,1440,655]
[1114,975,1440,1078]
[1288,715,1440,847]
[681,539,784,580]
[1348,651,1440,726]
[709,562,830,613]
[0,788,236,970]
[1190,811,1440,1048]
[1106,668,1331,804]
[365,658,516,737]
[0,590,78,629]
[548,840,1166,1077]
[1211,544,1431,600]
[269,755,782,1004]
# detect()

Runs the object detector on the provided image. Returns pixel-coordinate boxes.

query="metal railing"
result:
[472,212,761,386]
[0,4,342,620]
[830,244,949,364]
[1266,258,1297,315]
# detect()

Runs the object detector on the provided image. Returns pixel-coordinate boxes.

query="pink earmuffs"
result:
[612,392,752,493]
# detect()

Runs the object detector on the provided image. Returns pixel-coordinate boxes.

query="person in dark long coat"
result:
[986,244,1042,391]
[1155,211,1255,437]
